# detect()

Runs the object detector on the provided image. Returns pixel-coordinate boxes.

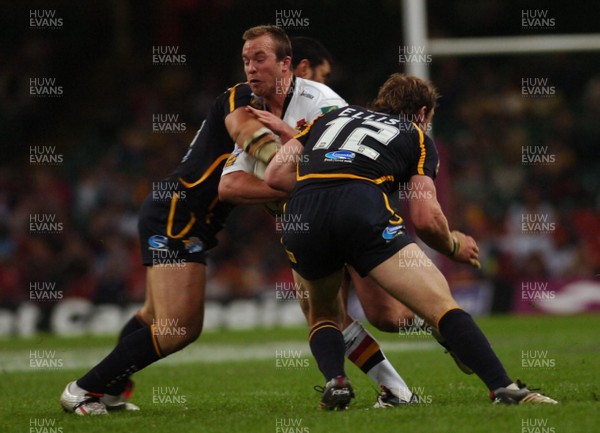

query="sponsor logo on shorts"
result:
[382,224,405,240]
[183,237,204,254]
[324,150,355,162]
[148,234,169,250]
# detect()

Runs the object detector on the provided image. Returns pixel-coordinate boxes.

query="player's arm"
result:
[264,138,304,193]
[407,175,480,268]
[219,106,287,203]
[245,106,297,142]
[219,170,287,204]
[225,107,281,164]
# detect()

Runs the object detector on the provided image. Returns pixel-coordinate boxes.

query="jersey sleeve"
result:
[221,144,256,176]
[409,130,439,180]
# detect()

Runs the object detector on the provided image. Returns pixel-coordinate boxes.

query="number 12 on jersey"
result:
[312,117,399,161]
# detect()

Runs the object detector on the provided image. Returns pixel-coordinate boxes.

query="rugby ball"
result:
[253,159,268,180]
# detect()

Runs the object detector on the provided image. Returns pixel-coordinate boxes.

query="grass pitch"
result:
[1,315,598,433]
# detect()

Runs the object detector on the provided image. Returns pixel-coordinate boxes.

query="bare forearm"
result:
[414,203,454,256]
[225,108,281,164]
[409,176,480,267]
[265,139,303,192]
[277,125,298,143]
[219,173,287,204]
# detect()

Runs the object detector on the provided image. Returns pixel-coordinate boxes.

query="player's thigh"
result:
[368,244,459,327]
[294,269,345,326]
[348,265,414,332]
[147,262,206,326]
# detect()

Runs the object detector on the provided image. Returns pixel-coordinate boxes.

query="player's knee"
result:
[361,298,415,333]
[184,320,203,343]
[154,313,204,354]
[176,315,203,345]
[159,325,203,355]
[369,310,415,333]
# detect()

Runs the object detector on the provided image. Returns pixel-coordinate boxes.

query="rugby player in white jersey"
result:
[219,26,415,406]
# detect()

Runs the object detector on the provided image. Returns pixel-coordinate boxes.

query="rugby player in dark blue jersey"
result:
[266,73,558,409]
[59,31,289,416]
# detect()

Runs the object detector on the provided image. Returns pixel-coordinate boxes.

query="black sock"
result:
[104,313,148,395]
[438,309,512,391]
[309,321,346,381]
[118,313,147,342]
[77,326,162,394]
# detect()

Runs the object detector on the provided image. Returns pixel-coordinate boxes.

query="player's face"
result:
[242,35,288,97]
[310,60,331,84]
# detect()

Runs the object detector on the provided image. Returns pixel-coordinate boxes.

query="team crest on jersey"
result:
[148,234,169,250]
[325,150,355,163]
[183,237,204,253]
[382,224,405,241]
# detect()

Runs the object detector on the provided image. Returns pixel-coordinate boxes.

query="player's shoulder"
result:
[218,82,251,101]
[213,82,263,114]
[226,81,251,93]
[211,82,245,106]
[295,77,346,103]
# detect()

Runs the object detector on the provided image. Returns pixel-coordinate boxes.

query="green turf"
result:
[1,315,599,433]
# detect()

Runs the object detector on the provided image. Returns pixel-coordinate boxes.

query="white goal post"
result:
[401,0,600,79]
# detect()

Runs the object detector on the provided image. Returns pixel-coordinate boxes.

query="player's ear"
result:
[281,55,293,72]
[293,59,311,78]
[417,106,428,122]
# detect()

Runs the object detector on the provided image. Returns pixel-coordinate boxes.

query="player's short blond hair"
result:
[242,25,292,61]
[369,73,439,117]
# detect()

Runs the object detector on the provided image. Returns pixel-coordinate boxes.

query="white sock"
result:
[342,321,413,401]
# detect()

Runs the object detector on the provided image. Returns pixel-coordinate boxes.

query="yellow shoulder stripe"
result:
[228,82,248,113]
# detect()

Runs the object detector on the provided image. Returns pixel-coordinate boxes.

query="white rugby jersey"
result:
[222,77,347,176]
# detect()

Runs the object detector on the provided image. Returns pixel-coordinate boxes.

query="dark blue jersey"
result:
[295,105,439,195]
[166,83,261,230]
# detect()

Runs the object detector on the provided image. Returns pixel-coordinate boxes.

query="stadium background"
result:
[1,0,599,334]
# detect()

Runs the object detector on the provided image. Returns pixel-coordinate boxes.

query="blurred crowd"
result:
[431,57,600,309]
[1,34,599,313]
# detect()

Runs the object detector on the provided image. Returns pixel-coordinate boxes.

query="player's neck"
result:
[266,73,293,117]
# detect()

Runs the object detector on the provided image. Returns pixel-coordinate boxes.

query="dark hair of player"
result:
[290,36,333,68]
[368,73,439,117]
[243,25,292,61]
